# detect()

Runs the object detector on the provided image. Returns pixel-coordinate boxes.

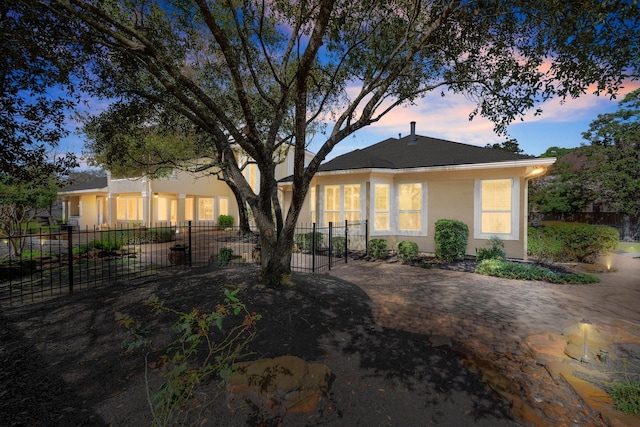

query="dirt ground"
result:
[0,263,518,426]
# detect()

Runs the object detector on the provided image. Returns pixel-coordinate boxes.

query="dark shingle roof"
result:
[318,135,534,172]
[60,176,108,192]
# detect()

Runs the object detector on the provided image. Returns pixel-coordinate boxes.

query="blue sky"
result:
[60,80,638,168]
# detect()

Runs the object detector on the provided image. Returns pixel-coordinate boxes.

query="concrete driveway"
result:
[328,251,640,426]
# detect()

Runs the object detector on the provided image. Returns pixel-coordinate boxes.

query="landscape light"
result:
[580,318,592,363]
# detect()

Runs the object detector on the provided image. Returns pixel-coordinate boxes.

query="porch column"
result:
[177,194,186,225]
[142,191,151,226]
[107,194,117,227]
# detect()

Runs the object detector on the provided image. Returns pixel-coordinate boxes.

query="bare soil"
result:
[1,264,518,426]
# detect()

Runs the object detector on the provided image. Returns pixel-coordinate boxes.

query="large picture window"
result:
[398,183,422,231]
[323,184,361,226]
[116,197,143,221]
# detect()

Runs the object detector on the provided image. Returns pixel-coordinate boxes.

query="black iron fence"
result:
[0,220,367,305]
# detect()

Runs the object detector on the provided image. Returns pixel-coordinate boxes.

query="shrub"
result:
[608,380,640,416]
[116,291,260,425]
[331,236,347,258]
[397,241,419,264]
[434,219,469,262]
[368,238,388,259]
[475,259,600,284]
[528,222,619,263]
[294,232,323,251]
[100,227,176,245]
[217,214,234,228]
[477,236,506,262]
[217,247,234,266]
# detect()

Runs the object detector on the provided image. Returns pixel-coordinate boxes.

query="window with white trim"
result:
[398,183,422,231]
[374,184,390,231]
[218,197,229,216]
[322,184,362,226]
[116,197,143,221]
[324,185,340,226]
[198,198,215,221]
[474,178,520,240]
[310,187,316,224]
[344,184,361,222]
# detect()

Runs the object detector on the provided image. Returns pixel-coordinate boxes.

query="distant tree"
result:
[580,89,640,216]
[485,139,525,154]
[539,146,575,159]
[50,0,639,286]
[0,173,60,256]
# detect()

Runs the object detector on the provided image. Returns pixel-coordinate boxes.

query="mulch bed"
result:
[1,264,517,426]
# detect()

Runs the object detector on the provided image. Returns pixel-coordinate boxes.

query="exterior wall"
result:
[284,166,533,259]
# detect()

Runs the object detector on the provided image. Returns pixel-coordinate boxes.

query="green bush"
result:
[294,232,323,251]
[368,238,388,259]
[217,214,234,228]
[477,236,506,262]
[475,259,600,284]
[434,219,469,262]
[217,247,234,266]
[528,222,619,263]
[331,236,347,258]
[397,241,419,264]
[608,380,640,416]
[100,227,176,245]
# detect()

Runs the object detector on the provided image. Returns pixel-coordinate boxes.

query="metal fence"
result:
[0,220,367,305]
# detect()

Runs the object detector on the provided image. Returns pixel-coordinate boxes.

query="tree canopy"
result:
[579,88,640,215]
[1,1,80,180]
[46,0,640,285]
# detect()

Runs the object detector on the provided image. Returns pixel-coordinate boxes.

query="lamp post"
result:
[581,318,592,363]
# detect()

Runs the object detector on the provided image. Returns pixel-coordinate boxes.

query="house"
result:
[279,122,556,259]
[59,149,313,230]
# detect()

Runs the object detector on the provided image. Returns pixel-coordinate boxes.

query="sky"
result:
[60,79,639,168]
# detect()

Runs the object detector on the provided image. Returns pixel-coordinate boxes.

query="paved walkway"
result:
[328,251,640,426]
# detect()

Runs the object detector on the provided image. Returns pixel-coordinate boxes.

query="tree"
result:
[49,0,639,286]
[81,100,253,232]
[539,146,575,159]
[1,1,79,180]
[580,88,640,216]
[485,139,525,154]
[0,173,60,256]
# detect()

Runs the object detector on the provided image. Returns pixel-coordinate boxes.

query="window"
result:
[185,197,194,221]
[157,197,168,221]
[398,183,422,231]
[219,197,229,216]
[198,198,215,221]
[324,185,340,226]
[374,184,390,231]
[323,184,361,226]
[344,184,361,222]
[116,197,143,221]
[310,187,316,224]
[475,178,519,240]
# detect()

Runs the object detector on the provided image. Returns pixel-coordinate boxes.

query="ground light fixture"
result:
[580,318,592,363]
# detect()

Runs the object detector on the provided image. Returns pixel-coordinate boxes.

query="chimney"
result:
[409,121,417,145]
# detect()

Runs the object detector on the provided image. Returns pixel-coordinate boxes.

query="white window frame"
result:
[321,183,364,227]
[370,180,392,235]
[394,181,427,236]
[474,178,520,240]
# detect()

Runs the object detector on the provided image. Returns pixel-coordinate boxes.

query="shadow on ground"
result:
[2,265,518,426]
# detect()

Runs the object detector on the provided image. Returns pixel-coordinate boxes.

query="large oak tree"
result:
[47,0,639,285]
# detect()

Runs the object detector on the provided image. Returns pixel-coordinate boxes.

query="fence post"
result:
[365,219,369,256]
[311,223,316,273]
[328,222,333,270]
[67,225,74,295]
[344,220,348,264]
[188,220,192,267]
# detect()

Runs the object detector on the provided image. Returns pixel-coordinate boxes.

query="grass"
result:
[608,380,640,416]
[475,259,600,284]
[618,242,640,253]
